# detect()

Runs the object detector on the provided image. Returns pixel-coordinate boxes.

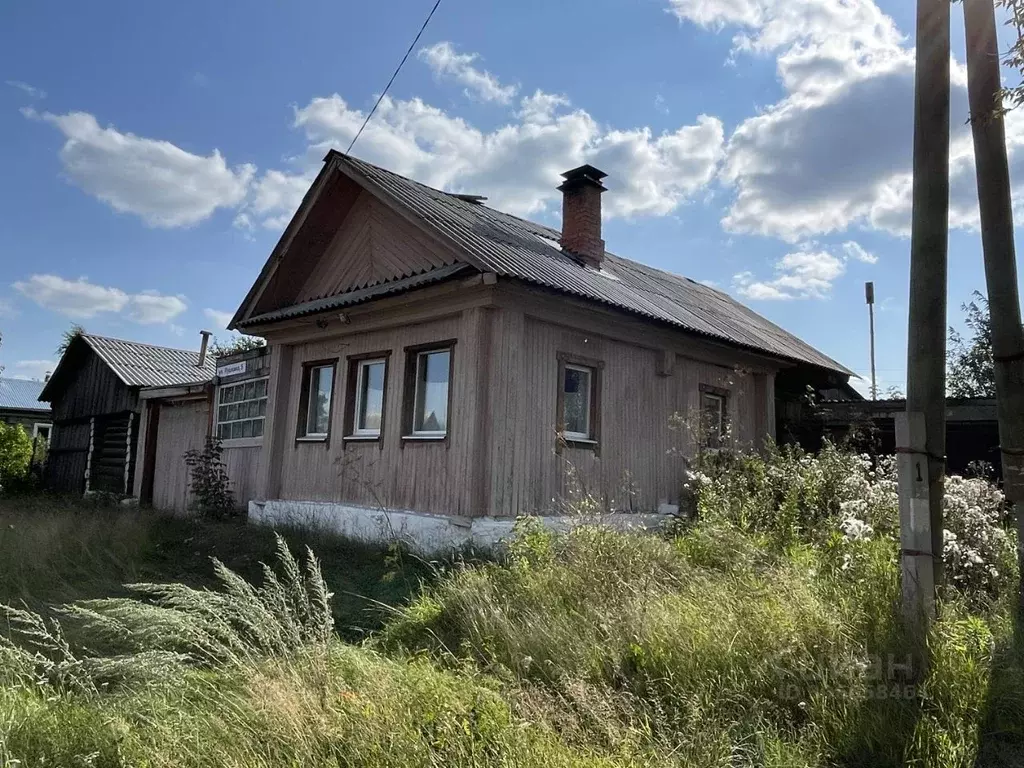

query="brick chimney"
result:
[558,164,607,268]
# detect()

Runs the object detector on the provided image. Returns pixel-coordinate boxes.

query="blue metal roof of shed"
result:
[0,377,49,413]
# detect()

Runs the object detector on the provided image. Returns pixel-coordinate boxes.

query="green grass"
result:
[0,494,431,640]
[1,462,1023,767]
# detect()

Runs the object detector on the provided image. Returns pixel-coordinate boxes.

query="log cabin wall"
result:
[46,348,139,495]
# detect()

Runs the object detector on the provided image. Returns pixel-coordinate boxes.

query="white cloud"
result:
[654,93,669,114]
[13,274,187,324]
[733,247,846,300]
[419,42,518,104]
[204,308,234,330]
[842,240,878,264]
[250,88,723,228]
[11,360,56,381]
[26,110,254,227]
[6,80,46,99]
[128,291,188,324]
[671,0,1013,241]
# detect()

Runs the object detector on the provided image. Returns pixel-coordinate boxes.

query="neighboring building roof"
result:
[238,152,852,376]
[0,377,50,413]
[40,333,216,402]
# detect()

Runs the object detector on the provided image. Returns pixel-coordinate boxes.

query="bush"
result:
[183,436,236,519]
[0,423,32,488]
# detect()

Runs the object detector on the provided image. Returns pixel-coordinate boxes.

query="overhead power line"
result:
[345,0,443,155]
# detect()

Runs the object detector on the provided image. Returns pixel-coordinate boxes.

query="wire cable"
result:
[345,0,443,155]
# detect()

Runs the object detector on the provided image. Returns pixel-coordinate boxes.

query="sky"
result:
[1,0,1022,396]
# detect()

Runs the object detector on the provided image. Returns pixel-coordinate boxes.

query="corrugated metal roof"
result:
[242,263,469,326]
[333,154,852,375]
[0,377,49,412]
[81,334,216,388]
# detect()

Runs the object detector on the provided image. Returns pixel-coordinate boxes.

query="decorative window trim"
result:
[343,351,390,445]
[556,352,603,454]
[296,359,337,443]
[402,340,456,445]
[215,376,268,443]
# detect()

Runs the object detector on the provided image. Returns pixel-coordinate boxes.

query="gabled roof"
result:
[235,152,852,376]
[40,334,216,402]
[0,377,50,413]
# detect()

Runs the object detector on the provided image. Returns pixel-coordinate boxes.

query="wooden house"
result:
[190,153,854,547]
[0,377,52,443]
[39,333,215,495]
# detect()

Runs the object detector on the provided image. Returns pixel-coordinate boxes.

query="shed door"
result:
[152,401,209,513]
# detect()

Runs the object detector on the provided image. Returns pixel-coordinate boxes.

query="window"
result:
[351,358,387,437]
[216,378,268,440]
[700,390,727,450]
[562,365,593,440]
[300,363,335,439]
[556,354,602,450]
[33,423,52,444]
[407,347,451,437]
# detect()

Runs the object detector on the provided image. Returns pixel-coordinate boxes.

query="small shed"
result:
[0,377,52,442]
[39,334,215,495]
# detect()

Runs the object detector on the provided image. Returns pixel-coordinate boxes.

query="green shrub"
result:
[183,436,236,519]
[0,423,32,488]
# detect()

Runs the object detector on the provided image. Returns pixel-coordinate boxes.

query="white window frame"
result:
[32,423,52,444]
[353,358,387,437]
[411,348,450,437]
[215,377,268,442]
[562,364,593,441]
[701,391,726,448]
[303,364,335,439]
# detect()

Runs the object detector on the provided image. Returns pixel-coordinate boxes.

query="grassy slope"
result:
[1,489,1023,766]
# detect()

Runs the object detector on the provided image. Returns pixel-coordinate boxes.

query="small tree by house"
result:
[211,335,265,359]
[183,436,236,519]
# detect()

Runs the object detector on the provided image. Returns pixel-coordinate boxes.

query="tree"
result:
[56,324,85,357]
[947,292,995,398]
[999,0,1024,111]
[210,335,265,359]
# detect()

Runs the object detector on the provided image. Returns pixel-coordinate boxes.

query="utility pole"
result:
[866,281,878,399]
[901,0,949,629]
[963,0,1024,606]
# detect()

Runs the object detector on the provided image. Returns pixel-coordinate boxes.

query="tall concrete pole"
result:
[903,0,950,617]
[963,0,1024,605]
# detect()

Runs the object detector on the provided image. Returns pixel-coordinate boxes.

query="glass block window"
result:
[216,377,268,440]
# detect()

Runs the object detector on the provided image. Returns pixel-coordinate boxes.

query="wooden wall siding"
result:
[46,420,90,494]
[251,174,362,316]
[275,314,480,515]
[151,401,209,512]
[296,191,457,304]
[223,446,262,509]
[486,314,766,517]
[50,351,136,422]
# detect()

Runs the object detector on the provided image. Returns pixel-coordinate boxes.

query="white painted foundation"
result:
[248,499,671,555]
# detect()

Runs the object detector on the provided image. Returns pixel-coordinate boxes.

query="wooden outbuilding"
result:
[39,333,215,495]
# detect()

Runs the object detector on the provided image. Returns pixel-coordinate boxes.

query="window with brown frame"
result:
[343,352,389,440]
[556,354,602,449]
[699,384,729,450]
[403,342,455,440]
[297,360,336,440]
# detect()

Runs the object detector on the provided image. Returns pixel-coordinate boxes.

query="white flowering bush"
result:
[694,442,1016,603]
[941,475,1015,598]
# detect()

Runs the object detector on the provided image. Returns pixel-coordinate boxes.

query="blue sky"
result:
[1,0,1022,395]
